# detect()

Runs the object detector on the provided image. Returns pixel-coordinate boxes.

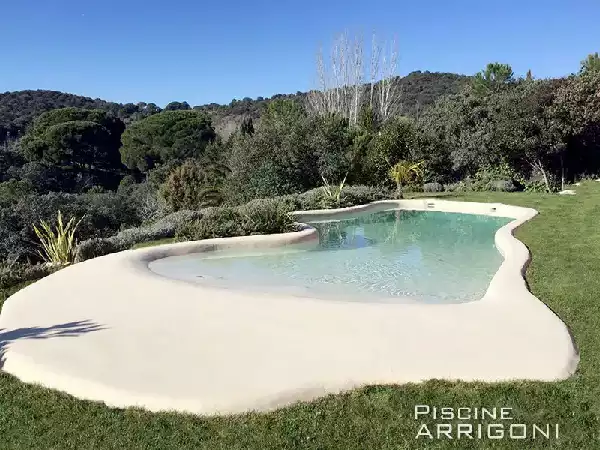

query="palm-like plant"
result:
[33,211,82,265]
[388,160,424,198]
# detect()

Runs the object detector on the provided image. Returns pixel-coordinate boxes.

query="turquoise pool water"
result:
[149,210,512,304]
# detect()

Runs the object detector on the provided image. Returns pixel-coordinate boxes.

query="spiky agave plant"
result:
[321,173,348,208]
[33,211,83,265]
[388,160,424,198]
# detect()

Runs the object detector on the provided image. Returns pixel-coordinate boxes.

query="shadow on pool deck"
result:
[0,320,106,369]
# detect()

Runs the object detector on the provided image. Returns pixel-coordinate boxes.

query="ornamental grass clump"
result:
[33,210,82,265]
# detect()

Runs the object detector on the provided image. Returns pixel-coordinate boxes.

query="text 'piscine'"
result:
[414,405,559,440]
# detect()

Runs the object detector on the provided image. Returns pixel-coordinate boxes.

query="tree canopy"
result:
[19,108,126,191]
[472,63,515,95]
[0,72,468,145]
[0,90,158,145]
[120,110,216,172]
[580,52,600,74]
[164,101,192,111]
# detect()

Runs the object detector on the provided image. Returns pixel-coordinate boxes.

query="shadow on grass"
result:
[0,320,105,368]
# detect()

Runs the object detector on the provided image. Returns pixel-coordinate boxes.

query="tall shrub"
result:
[159,160,223,211]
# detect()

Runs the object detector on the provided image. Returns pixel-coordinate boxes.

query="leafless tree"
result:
[307,32,400,124]
[308,32,365,124]
[370,34,400,121]
[369,34,381,112]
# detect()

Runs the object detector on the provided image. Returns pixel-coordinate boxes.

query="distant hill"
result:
[0,72,470,144]
[195,71,471,138]
[0,90,121,141]
[394,71,471,117]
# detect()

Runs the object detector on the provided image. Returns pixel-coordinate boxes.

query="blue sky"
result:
[1,0,598,107]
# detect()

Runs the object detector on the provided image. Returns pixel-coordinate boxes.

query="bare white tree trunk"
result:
[528,157,552,193]
[375,37,400,121]
[369,34,381,111]
[307,32,400,124]
[350,33,364,125]
[308,48,327,115]
[307,32,362,123]
[539,163,551,193]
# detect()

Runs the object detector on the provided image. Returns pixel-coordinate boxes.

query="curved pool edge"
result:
[0,198,580,416]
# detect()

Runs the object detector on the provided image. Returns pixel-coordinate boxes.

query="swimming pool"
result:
[0,199,578,416]
[149,210,512,303]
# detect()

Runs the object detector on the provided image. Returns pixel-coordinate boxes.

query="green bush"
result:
[74,238,126,263]
[117,174,137,190]
[0,191,142,263]
[523,180,548,193]
[295,188,324,210]
[472,164,523,192]
[222,100,319,204]
[75,210,205,262]
[401,183,424,194]
[490,179,517,192]
[271,194,303,212]
[118,180,166,224]
[576,173,600,183]
[159,160,223,212]
[289,185,389,210]
[238,199,296,235]
[336,185,390,207]
[444,170,522,193]
[423,182,444,193]
[176,207,243,241]
[73,186,389,261]
[231,185,389,212]
[86,185,107,194]
[176,201,295,242]
[0,261,58,290]
[443,181,472,192]
[0,179,34,207]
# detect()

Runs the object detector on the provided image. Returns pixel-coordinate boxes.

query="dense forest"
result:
[0,54,599,283]
[0,71,468,144]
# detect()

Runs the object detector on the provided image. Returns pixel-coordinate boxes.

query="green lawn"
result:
[1,183,599,449]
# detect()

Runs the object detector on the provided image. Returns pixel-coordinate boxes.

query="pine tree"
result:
[526,69,533,81]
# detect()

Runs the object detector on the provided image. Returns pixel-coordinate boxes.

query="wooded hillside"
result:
[0,71,469,143]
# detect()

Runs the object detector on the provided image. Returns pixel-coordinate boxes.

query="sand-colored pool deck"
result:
[0,199,579,415]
